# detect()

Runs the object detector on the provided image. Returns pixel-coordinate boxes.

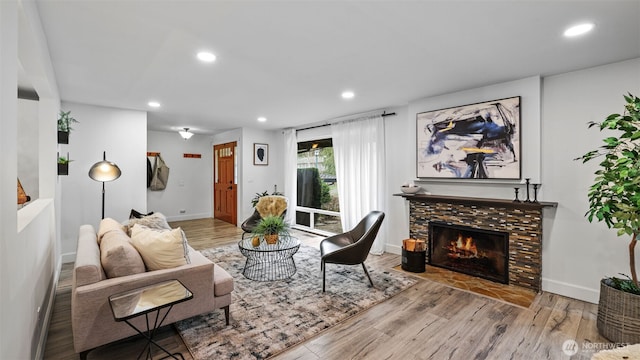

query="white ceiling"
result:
[35,1,640,135]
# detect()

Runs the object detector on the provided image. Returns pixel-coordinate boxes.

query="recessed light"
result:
[197,51,216,63]
[148,101,161,108]
[341,91,355,99]
[564,23,594,37]
[257,117,267,122]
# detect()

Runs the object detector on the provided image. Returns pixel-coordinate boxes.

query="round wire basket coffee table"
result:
[238,236,301,281]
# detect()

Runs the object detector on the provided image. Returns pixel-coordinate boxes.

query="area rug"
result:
[175,244,418,359]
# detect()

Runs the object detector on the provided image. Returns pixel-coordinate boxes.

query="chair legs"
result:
[322,260,326,292]
[322,262,373,292]
[361,263,374,287]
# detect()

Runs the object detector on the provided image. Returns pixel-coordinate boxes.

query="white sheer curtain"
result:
[283,128,297,226]
[332,115,386,255]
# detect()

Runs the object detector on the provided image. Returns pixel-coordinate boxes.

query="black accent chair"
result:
[320,211,385,292]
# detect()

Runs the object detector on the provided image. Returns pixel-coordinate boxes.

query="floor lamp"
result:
[88,151,121,219]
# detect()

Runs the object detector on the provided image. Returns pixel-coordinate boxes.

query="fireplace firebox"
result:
[428,222,509,284]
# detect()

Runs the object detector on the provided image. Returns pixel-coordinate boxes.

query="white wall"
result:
[541,58,640,303]
[212,127,284,224]
[18,98,40,203]
[60,102,147,261]
[383,61,640,303]
[1,1,61,358]
[384,76,542,255]
[147,130,213,221]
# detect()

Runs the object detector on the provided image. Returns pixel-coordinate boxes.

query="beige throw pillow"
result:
[99,228,146,278]
[97,217,126,245]
[130,224,190,271]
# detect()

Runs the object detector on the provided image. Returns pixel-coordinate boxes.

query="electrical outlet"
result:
[179,209,186,214]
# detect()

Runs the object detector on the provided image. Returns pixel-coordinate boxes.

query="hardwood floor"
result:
[44,218,609,360]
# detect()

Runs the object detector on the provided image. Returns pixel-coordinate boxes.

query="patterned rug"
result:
[175,244,418,359]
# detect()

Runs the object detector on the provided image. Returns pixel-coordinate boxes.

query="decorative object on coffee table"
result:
[513,187,520,202]
[252,215,289,245]
[575,93,640,343]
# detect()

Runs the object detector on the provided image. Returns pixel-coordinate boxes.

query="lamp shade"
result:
[179,128,194,140]
[89,160,121,182]
[89,152,121,182]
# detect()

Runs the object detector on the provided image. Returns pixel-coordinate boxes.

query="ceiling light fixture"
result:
[179,128,194,140]
[257,117,267,122]
[148,101,161,108]
[341,91,355,99]
[564,23,594,37]
[197,51,217,63]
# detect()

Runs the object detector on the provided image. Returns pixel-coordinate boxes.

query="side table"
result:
[108,279,193,360]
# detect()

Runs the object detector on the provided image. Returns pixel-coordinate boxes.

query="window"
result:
[296,138,342,234]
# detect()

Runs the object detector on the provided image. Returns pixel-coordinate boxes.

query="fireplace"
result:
[428,222,509,284]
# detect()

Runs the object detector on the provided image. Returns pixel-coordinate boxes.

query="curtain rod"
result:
[296,111,396,132]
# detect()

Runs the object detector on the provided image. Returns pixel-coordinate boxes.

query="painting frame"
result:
[416,96,521,180]
[253,143,269,166]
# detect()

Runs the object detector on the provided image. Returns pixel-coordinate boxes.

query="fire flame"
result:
[449,234,478,258]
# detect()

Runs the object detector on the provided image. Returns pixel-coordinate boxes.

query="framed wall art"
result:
[253,143,268,165]
[416,96,521,179]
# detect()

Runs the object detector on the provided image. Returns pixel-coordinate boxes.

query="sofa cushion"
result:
[130,224,190,271]
[125,212,171,235]
[97,217,126,245]
[99,227,146,278]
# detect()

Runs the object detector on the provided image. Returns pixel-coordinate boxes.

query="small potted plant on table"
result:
[252,215,289,245]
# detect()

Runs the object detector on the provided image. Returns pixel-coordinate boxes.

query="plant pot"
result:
[597,278,640,344]
[264,234,278,245]
[58,131,69,144]
[58,163,68,176]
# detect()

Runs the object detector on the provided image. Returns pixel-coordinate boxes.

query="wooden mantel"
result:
[395,193,557,210]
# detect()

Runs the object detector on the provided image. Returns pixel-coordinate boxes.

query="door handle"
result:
[228,186,233,190]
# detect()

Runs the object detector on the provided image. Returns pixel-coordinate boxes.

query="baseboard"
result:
[542,278,599,304]
[386,243,401,255]
[33,260,61,359]
[61,251,76,264]
[166,212,212,222]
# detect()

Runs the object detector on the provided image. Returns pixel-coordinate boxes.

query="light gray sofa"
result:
[72,224,233,359]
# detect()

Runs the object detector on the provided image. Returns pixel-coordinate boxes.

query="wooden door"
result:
[214,142,237,225]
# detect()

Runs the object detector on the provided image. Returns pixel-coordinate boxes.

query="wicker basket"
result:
[597,278,640,344]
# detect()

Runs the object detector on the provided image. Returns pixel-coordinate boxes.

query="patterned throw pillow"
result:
[125,212,171,236]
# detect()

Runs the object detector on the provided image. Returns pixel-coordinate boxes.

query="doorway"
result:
[214,142,237,225]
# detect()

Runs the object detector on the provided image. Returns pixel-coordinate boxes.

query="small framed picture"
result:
[254,143,268,165]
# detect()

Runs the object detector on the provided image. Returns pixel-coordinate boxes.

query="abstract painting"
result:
[416,96,521,179]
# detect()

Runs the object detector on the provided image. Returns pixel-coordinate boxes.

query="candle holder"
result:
[533,184,540,203]
[513,187,521,202]
[524,178,531,202]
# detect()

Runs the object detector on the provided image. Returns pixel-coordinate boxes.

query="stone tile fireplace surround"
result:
[400,194,557,293]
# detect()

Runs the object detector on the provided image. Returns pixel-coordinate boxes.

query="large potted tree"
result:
[576,93,640,343]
